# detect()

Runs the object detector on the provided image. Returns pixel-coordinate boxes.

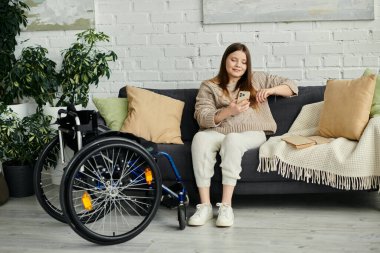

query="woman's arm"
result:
[254,72,298,103]
[194,83,221,128]
[256,84,294,103]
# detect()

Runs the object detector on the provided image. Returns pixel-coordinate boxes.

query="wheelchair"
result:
[33,106,188,245]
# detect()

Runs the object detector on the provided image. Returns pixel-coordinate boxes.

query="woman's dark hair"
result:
[212,43,257,107]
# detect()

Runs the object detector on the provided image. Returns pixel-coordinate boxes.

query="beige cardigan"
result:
[194,71,298,135]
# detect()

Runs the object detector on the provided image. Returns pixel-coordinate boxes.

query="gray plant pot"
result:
[0,170,9,204]
[3,162,34,198]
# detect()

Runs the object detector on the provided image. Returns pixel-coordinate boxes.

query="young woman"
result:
[189,43,298,227]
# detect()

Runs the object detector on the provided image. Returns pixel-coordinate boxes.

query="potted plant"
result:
[4,45,60,126]
[0,106,55,197]
[56,28,118,107]
[2,45,59,110]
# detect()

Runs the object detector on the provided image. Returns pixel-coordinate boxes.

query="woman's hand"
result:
[227,100,250,116]
[256,88,275,103]
[214,99,250,124]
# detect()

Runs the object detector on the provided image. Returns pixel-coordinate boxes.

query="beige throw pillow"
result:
[120,86,184,144]
[318,75,376,140]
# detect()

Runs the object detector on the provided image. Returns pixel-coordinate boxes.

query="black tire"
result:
[178,204,187,230]
[61,137,162,245]
[34,136,72,223]
[178,204,186,230]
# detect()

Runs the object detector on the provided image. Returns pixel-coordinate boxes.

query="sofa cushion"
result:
[318,75,376,140]
[363,69,380,117]
[120,86,185,144]
[119,86,199,142]
[93,97,128,131]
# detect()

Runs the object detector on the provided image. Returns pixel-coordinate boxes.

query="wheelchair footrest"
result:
[161,182,186,209]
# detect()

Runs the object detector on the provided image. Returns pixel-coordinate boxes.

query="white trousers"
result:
[191,131,267,187]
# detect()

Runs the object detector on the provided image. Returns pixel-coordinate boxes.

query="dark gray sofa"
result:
[118,85,342,200]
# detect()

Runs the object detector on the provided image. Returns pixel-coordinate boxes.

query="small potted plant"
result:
[2,45,59,110]
[4,45,61,124]
[0,106,55,197]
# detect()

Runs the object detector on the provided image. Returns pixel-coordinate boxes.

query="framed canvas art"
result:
[203,0,374,24]
[25,0,95,31]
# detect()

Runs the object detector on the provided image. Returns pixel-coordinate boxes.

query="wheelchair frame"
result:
[34,106,188,245]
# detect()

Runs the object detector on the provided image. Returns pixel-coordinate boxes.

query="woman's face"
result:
[225,50,247,81]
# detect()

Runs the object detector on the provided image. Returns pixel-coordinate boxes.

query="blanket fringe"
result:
[258,157,380,191]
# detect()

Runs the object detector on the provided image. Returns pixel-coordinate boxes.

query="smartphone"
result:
[237,91,250,103]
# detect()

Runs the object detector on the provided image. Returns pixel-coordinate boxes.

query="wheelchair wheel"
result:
[34,136,73,223]
[61,136,162,245]
[178,204,187,230]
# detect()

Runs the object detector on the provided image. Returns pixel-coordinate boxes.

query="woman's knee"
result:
[192,131,210,146]
[221,131,266,152]
[191,131,223,152]
[221,133,241,148]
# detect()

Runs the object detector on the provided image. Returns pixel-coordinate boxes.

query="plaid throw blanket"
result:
[258,102,380,190]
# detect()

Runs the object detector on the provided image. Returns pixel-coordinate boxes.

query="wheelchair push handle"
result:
[57,108,67,116]
[57,108,81,127]
[58,109,78,119]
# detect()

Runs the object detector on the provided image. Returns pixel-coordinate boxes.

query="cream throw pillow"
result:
[318,75,376,141]
[120,86,184,144]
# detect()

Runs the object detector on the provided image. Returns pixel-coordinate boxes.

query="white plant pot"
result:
[7,103,36,119]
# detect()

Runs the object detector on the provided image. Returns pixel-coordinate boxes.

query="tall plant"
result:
[57,29,118,107]
[0,0,29,101]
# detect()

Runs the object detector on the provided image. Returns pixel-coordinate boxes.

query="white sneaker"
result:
[216,203,234,227]
[188,203,213,226]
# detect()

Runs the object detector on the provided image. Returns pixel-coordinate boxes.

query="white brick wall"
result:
[16,0,380,105]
